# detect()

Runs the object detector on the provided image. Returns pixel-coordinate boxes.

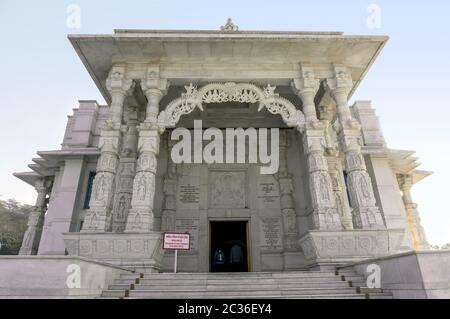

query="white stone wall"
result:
[339,251,450,299]
[0,256,132,298]
[36,95,413,270]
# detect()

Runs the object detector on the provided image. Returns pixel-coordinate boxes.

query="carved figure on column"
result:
[111,109,137,232]
[19,179,52,255]
[329,163,353,229]
[82,64,135,232]
[325,65,384,229]
[292,65,342,230]
[397,174,430,250]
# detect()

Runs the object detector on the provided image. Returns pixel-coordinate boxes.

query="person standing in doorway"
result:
[229,241,244,272]
[213,248,225,272]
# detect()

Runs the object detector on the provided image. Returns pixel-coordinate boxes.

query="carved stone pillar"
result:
[141,65,169,124]
[397,174,430,250]
[302,130,342,230]
[111,107,139,232]
[326,66,384,229]
[319,105,354,230]
[292,66,342,230]
[328,162,353,230]
[19,179,51,255]
[82,65,134,232]
[125,67,169,232]
[277,130,298,250]
[161,135,177,232]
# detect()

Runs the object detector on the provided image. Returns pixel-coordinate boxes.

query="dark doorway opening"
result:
[210,221,249,272]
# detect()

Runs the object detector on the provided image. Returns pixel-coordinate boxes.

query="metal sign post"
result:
[174,249,178,273]
[163,232,190,273]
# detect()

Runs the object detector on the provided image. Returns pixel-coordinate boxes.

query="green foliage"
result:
[0,198,33,255]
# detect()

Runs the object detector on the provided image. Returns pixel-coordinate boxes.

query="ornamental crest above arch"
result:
[157,82,305,129]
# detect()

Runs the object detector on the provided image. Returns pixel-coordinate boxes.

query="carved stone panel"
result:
[92,173,114,205]
[259,216,283,251]
[257,175,281,209]
[112,193,131,232]
[176,165,200,210]
[209,170,246,208]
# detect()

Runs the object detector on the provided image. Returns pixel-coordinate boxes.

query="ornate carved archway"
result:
[157,82,305,129]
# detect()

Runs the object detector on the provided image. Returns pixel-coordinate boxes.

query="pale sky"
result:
[0,0,449,245]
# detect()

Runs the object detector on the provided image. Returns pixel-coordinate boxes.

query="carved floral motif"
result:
[158,82,305,129]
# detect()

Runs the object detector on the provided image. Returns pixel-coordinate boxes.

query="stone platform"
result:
[299,229,405,269]
[63,232,163,272]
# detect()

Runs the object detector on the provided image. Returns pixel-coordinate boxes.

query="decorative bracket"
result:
[157,82,305,130]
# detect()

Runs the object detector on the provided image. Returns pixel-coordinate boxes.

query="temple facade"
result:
[14,22,431,272]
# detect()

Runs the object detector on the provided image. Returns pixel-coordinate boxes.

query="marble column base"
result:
[62,232,163,272]
[298,229,405,269]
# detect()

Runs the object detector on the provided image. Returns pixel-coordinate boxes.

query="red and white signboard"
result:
[163,232,190,250]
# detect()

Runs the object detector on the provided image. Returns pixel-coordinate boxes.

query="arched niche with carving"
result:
[157,82,305,130]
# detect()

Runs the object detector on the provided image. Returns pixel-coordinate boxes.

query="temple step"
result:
[100,270,392,299]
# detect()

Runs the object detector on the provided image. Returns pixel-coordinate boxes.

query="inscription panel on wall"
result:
[175,218,199,252]
[177,165,200,210]
[179,184,199,204]
[209,170,246,208]
[257,175,280,209]
[259,217,283,251]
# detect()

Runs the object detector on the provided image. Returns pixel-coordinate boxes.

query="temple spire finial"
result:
[220,18,239,31]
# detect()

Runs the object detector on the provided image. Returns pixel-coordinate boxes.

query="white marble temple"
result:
[14,23,431,272]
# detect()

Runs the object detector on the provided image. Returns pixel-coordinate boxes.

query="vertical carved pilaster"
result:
[125,66,169,232]
[292,65,342,230]
[111,107,139,232]
[302,130,342,230]
[319,105,353,230]
[126,125,160,231]
[277,131,298,250]
[329,162,353,230]
[161,134,177,232]
[325,65,384,229]
[19,179,51,255]
[82,65,135,232]
[397,174,430,250]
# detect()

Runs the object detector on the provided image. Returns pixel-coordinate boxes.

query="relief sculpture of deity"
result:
[117,195,127,220]
[319,174,331,202]
[359,175,371,200]
[211,172,245,208]
[94,175,107,201]
[137,175,147,201]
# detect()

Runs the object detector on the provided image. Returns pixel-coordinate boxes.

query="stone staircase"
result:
[100,269,392,299]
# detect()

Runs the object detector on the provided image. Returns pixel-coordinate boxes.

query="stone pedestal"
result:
[298,229,405,270]
[63,232,164,272]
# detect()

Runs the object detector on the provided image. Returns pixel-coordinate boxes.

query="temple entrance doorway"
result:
[210,221,249,272]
